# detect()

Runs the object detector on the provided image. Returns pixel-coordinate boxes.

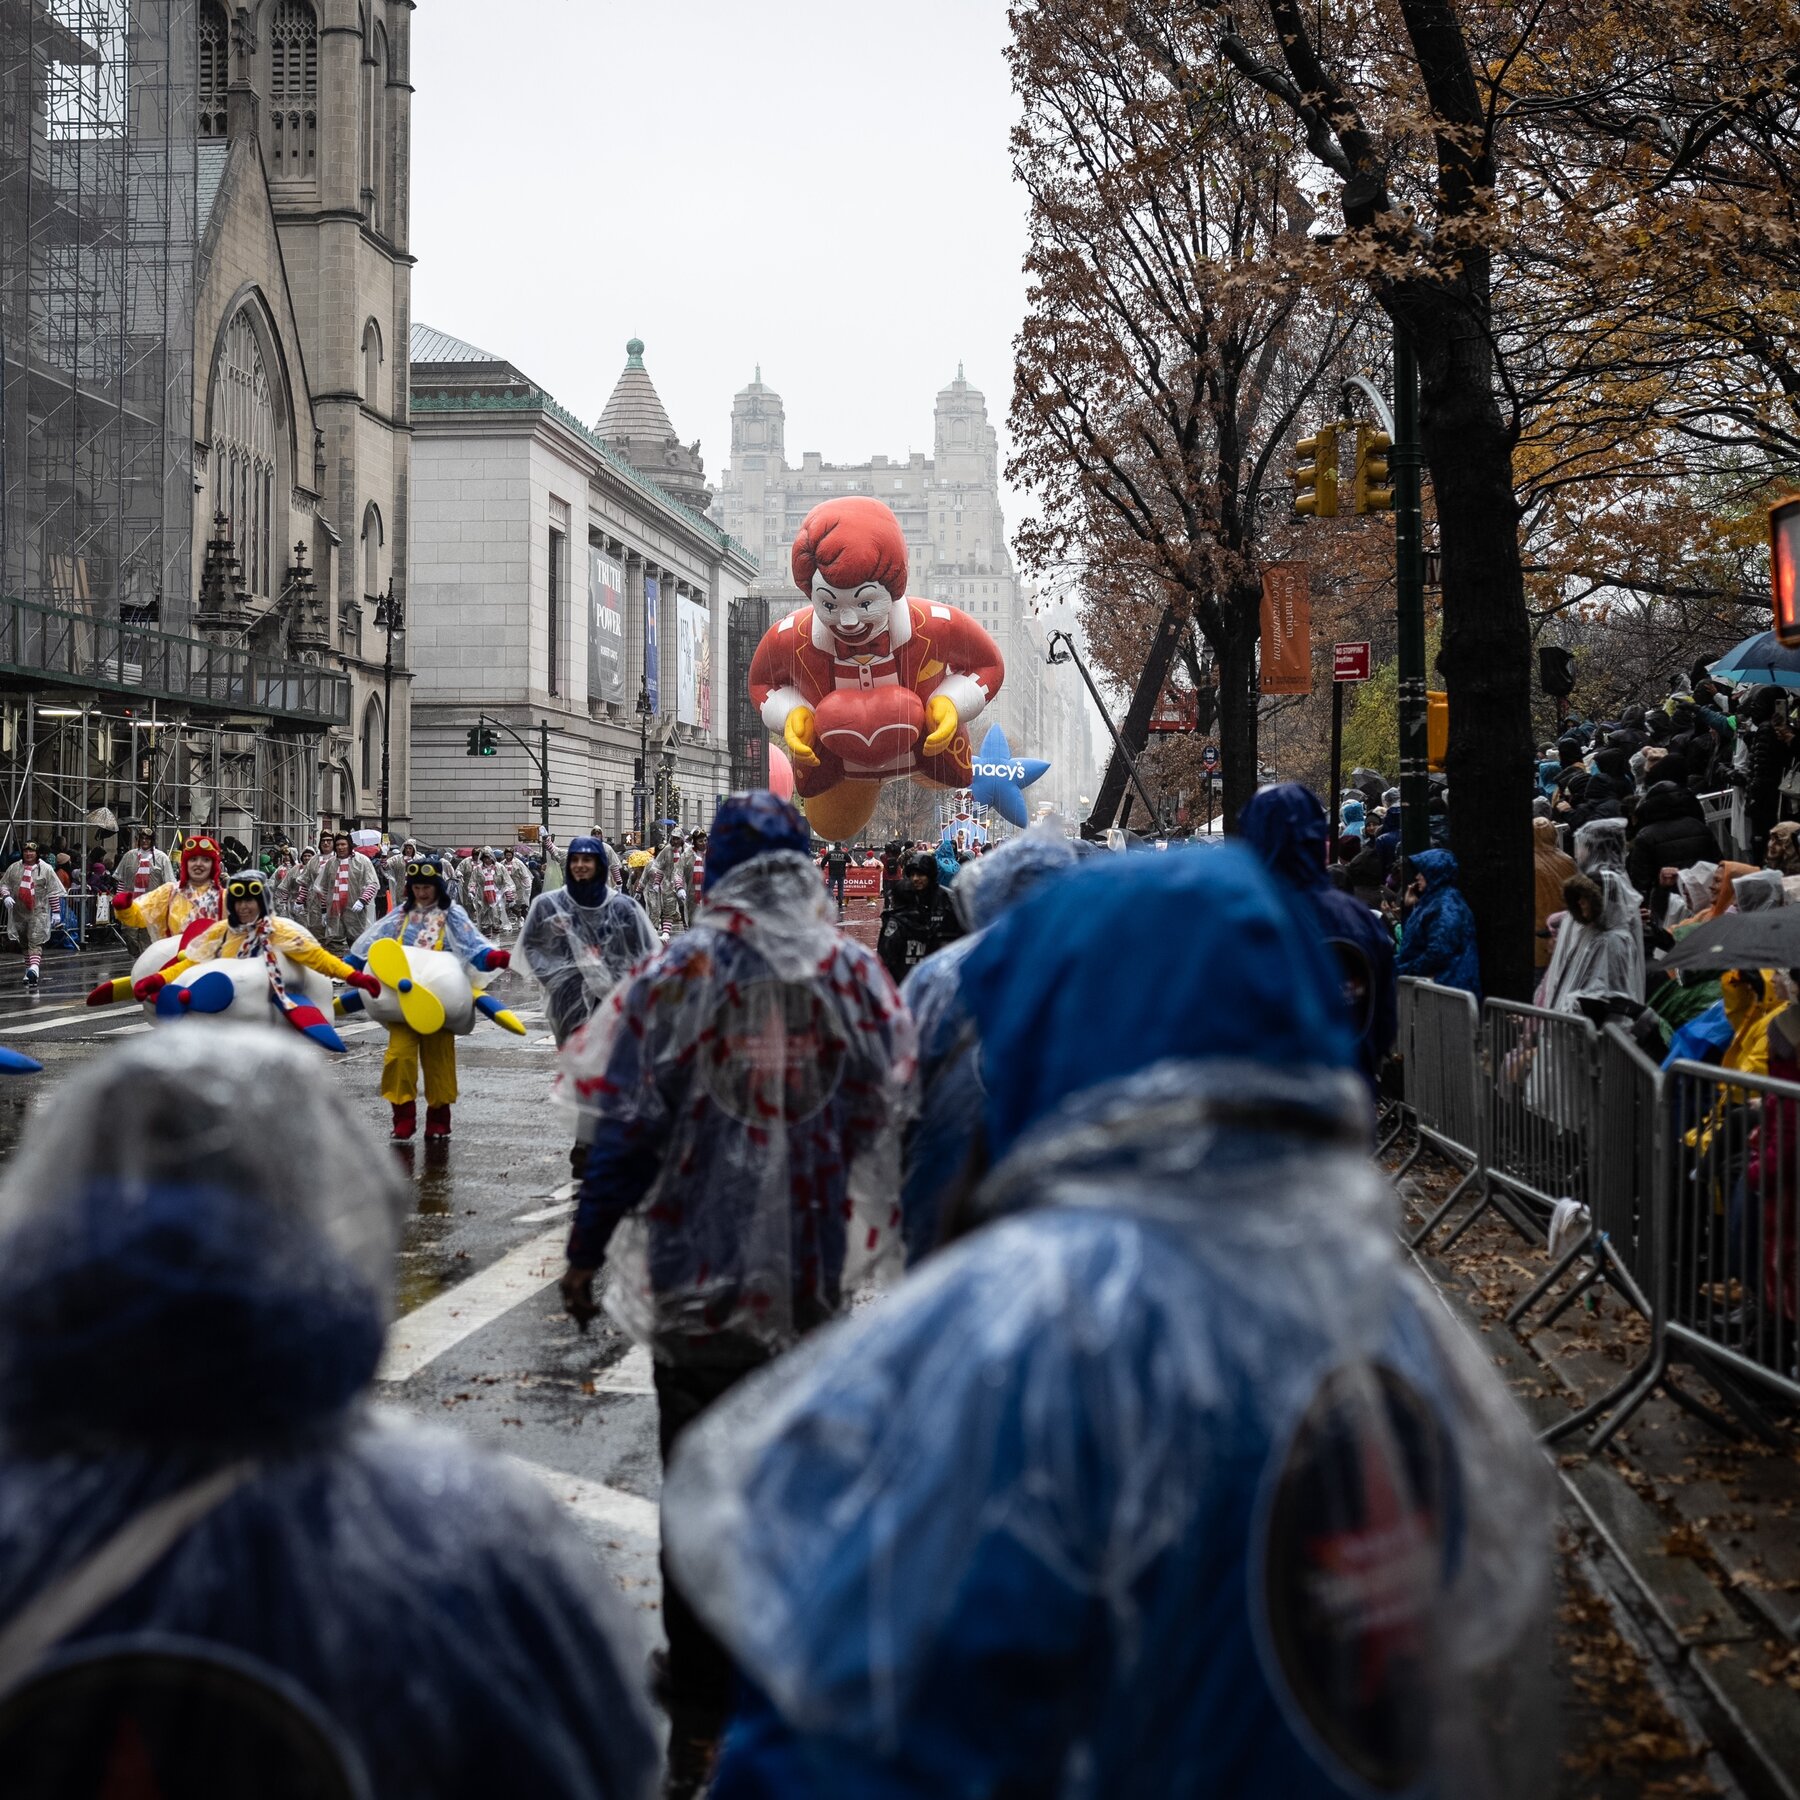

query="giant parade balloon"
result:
[749,496,1004,842]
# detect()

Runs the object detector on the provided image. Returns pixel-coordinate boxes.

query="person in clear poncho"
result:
[1539,817,1645,1013]
[0,1030,657,1799]
[897,824,1076,1262]
[554,790,916,1778]
[661,848,1552,1800]
[518,835,659,1180]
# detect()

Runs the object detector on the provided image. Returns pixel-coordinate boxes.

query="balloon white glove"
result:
[351,902,364,914]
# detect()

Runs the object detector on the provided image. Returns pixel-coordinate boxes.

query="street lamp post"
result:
[635,674,653,841]
[373,582,404,837]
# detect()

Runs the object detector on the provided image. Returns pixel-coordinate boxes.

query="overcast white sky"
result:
[411,0,1028,516]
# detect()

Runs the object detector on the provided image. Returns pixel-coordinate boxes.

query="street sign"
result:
[1333,641,1371,683]
[526,795,562,808]
[1201,743,1219,770]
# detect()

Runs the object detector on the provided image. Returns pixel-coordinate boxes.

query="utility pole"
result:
[374,583,403,838]
[1393,328,1430,858]
[538,718,550,839]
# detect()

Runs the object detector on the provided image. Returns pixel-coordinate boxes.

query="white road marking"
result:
[0,998,84,1025]
[592,1344,655,1395]
[376,1225,567,1382]
[513,1200,571,1226]
[513,1460,659,1539]
[4,1006,134,1037]
[98,1021,153,1037]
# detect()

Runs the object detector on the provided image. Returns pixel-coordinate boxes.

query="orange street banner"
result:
[1259,562,1312,694]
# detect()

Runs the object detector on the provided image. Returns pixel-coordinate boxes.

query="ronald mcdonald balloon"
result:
[749,496,1004,842]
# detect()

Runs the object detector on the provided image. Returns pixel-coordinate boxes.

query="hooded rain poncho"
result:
[518,844,658,1045]
[663,849,1550,1800]
[0,1030,657,1799]
[557,849,917,1360]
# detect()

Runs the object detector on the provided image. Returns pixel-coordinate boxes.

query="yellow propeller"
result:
[367,937,446,1035]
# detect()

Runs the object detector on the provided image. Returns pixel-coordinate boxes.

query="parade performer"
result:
[131,871,378,1050]
[498,843,534,914]
[518,835,658,1182]
[113,826,176,954]
[749,496,1005,843]
[310,831,379,948]
[348,854,512,1141]
[463,847,515,937]
[641,840,688,940]
[2,843,61,987]
[114,832,226,947]
[385,837,419,911]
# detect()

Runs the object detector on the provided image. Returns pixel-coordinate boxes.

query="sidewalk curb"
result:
[1415,1245,1800,1800]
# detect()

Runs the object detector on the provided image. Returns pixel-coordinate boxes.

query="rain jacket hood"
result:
[702,790,810,893]
[1239,781,1335,889]
[0,1031,402,1449]
[948,826,1077,932]
[959,846,1355,1162]
[562,833,610,906]
[1410,847,1459,890]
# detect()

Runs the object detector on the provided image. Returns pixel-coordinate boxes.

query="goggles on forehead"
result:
[183,837,214,853]
[406,862,438,878]
[227,878,266,899]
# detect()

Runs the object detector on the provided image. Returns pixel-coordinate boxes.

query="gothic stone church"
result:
[193,0,411,832]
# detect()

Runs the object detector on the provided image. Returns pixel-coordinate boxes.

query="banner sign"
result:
[588,548,625,704]
[676,596,713,730]
[1259,562,1313,695]
[643,574,660,713]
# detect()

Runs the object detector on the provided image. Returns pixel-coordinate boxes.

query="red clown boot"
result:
[390,1100,416,1141]
[424,1104,452,1140]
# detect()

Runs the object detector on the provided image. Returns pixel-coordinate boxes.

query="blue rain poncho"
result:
[1396,849,1482,999]
[1238,783,1397,1086]
[0,1030,657,1799]
[664,849,1550,1799]
[897,827,1077,1260]
[557,848,917,1362]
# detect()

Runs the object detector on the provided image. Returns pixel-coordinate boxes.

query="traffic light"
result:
[1292,425,1339,518]
[465,725,498,756]
[1351,424,1393,515]
[1538,645,1576,698]
[465,727,481,757]
[1772,494,1800,647]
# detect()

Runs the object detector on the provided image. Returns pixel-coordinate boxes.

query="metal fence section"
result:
[1394,979,1484,1245]
[1659,1060,1800,1429]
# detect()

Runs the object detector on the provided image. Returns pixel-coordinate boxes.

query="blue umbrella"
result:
[1708,630,1800,690]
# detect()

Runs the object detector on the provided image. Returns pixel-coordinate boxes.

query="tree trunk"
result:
[1214,606,1261,831]
[1414,310,1536,1000]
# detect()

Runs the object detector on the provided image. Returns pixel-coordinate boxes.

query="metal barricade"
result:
[1655,1059,1800,1432]
[1451,1000,1599,1255]
[1394,979,1484,1245]
[1376,976,1417,1156]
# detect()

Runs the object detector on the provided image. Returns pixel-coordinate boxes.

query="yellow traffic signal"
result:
[1293,425,1339,519]
[1353,424,1394,515]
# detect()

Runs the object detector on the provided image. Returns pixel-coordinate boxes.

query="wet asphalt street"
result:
[0,940,665,1654]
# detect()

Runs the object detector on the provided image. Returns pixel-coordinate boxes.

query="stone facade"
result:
[408,329,756,847]
[188,0,413,835]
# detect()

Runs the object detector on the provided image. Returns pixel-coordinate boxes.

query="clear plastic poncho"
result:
[518,885,659,1045]
[663,1063,1552,1799]
[557,850,916,1362]
[0,1029,657,1799]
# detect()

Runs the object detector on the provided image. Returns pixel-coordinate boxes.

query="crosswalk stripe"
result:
[512,1459,658,1539]
[376,1226,567,1382]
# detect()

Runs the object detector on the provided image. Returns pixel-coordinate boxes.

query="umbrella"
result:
[1708,631,1800,691]
[1663,907,1800,974]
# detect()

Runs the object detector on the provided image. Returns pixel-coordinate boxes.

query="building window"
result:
[547,525,566,696]
[361,501,382,599]
[362,17,387,231]
[268,1,318,178]
[361,696,382,793]
[361,318,382,408]
[211,309,277,597]
[198,2,228,137]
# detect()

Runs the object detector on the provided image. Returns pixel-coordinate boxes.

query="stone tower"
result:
[596,338,712,516]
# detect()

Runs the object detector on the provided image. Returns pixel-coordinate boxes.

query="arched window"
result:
[361,696,383,793]
[361,502,383,599]
[210,309,278,598]
[268,1,318,179]
[361,318,383,408]
[197,2,228,138]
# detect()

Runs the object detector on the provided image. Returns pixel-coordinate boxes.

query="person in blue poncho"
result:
[1240,783,1396,1091]
[0,1031,658,1800]
[898,825,1076,1261]
[661,849,1551,1800]
[1396,847,1482,999]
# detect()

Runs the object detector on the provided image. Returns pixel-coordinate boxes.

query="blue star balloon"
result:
[968,723,1050,828]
